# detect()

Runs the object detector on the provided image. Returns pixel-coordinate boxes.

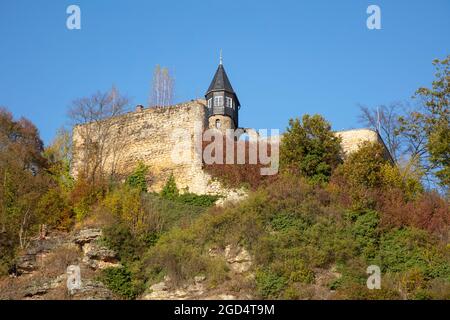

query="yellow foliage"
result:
[102,186,145,234]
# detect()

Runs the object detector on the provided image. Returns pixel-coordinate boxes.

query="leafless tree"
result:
[68,86,130,185]
[359,102,433,186]
[358,102,403,162]
[149,65,174,107]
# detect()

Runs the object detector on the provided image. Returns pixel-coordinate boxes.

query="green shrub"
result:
[160,175,218,206]
[280,114,343,183]
[126,162,149,192]
[102,224,143,263]
[176,192,219,207]
[380,228,450,279]
[144,227,228,286]
[160,174,178,200]
[141,193,209,230]
[255,268,288,299]
[346,210,380,261]
[101,266,138,299]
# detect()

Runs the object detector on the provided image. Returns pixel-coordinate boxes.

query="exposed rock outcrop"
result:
[143,244,254,300]
[1,228,118,300]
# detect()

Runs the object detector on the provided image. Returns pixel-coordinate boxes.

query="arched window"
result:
[215,119,221,129]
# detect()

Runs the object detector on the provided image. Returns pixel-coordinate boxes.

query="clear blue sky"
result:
[1,0,449,144]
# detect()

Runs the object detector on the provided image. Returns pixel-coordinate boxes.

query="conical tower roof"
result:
[206,64,236,95]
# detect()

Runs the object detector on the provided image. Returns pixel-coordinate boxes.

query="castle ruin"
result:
[71,59,390,195]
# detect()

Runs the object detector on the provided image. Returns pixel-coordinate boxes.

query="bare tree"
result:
[358,102,403,162]
[359,102,432,186]
[69,86,130,185]
[149,65,174,107]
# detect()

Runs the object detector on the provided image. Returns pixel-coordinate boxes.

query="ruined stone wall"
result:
[336,128,393,162]
[71,99,230,195]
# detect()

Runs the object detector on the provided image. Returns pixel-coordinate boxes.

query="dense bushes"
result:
[280,114,342,183]
[160,174,219,207]
[139,171,449,299]
[100,266,138,300]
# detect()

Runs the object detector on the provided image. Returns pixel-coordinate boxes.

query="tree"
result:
[44,127,74,191]
[149,65,175,107]
[399,55,450,190]
[358,102,403,162]
[280,114,342,183]
[69,86,130,185]
[0,107,49,250]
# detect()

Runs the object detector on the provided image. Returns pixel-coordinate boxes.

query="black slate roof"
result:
[206,64,235,95]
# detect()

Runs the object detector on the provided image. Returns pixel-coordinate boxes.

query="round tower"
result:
[205,53,240,132]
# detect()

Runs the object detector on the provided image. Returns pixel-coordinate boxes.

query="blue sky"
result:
[1,0,449,144]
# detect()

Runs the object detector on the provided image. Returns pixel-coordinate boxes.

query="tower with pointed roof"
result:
[205,53,240,132]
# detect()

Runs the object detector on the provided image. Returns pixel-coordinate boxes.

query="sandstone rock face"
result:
[73,228,121,270]
[69,279,114,300]
[2,229,117,300]
[142,244,255,300]
[73,228,103,246]
[209,245,253,274]
[224,245,252,274]
[16,233,66,275]
[82,243,120,270]
[142,275,243,300]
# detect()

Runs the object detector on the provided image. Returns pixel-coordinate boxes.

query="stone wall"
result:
[336,128,393,162]
[72,99,229,195]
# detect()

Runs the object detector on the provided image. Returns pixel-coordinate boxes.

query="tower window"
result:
[214,96,223,106]
[215,119,221,129]
[207,98,212,108]
[226,97,233,108]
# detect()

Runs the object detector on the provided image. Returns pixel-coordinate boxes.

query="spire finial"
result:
[219,49,223,65]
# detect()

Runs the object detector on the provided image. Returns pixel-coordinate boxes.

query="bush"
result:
[346,210,380,261]
[377,190,450,237]
[336,141,388,189]
[160,174,178,199]
[144,228,228,286]
[70,176,105,221]
[255,268,288,299]
[160,175,218,207]
[0,231,15,276]
[176,193,219,207]
[102,224,144,263]
[101,266,138,299]
[379,228,450,279]
[126,162,149,192]
[280,114,342,183]
[36,187,74,230]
